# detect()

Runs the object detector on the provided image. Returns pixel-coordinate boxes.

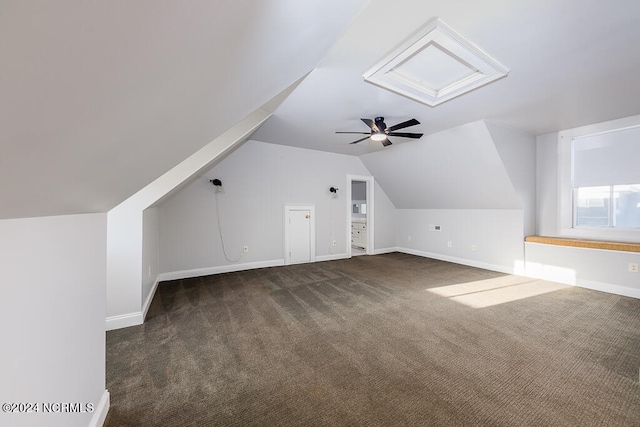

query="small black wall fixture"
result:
[210,179,222,186]
[330,186,338,199]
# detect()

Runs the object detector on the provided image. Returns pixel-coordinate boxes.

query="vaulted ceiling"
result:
[253,0,640,155]
[2,0,640,220]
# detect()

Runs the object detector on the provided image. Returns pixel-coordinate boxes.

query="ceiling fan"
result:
[336,116,423,147]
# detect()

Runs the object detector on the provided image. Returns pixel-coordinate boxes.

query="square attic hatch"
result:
[363,17,509,107]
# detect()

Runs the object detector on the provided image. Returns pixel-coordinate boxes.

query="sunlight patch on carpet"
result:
[427,276,570,308]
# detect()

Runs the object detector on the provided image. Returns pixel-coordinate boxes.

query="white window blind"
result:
[572,125,640,187]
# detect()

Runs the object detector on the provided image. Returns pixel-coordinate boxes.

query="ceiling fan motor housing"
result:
[374,117,387,132]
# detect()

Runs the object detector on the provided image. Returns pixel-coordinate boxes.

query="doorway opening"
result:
[346,175,374,257]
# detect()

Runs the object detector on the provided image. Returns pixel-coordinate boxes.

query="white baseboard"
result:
[157,259,285,282]
[526,267,640,300]
[88,390,110,427]
[397,247,516,275]
[316,253,350,262]
[106,312,143,331]
[142,276,161,320]
[374,246,399,255]
[573,279,640,299]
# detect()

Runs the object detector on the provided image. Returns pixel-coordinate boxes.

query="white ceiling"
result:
[253,0,640,155]
[0,0,368,219]
[2,0,640,219]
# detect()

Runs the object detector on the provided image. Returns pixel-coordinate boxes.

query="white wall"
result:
[359,120,533,275]
[0,214,109,427]
[530,118,640,298]
[106,105,273,330]
[486,122,537,236]
[536,132,559,236]
[396,209,526,274]
[142,207,160,312]
[526,242,640,299]
[372,181,397,252]
[360,121,521,209]
[158,140,396,276]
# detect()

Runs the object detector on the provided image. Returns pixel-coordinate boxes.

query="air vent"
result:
[363,17,509,107]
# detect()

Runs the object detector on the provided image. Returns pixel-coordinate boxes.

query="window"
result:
[559,115,640,241]
[571,125,640,230]
[574,185,640,228]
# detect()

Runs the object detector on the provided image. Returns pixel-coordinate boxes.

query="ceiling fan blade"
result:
[381,138,393,147]
[350,136,371,144]
[336,131,370,135]
[388,118,420,132]
[387,132,423,139]
[361,118,375,130]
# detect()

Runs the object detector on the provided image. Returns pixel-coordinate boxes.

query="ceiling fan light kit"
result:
[370,132,387,142]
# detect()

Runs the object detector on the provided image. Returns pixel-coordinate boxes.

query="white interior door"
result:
[285,206,315,265]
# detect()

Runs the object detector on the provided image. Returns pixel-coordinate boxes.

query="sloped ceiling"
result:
[360,121,520,209]
[252,0,640,155]
[0,0,368,219]
[3,1,640,220]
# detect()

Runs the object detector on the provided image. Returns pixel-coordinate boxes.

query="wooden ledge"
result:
[525,236,640,253]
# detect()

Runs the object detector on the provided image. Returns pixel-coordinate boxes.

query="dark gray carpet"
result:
[105,253,640,426]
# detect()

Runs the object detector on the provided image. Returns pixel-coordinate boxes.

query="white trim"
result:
[106,312,143,331]
[284,205,316,265]
[142,275,160,320]
[571,278,640,300]
[397,246,517,275]
[363,17,508,107]
[346,175,375,257]
[157,259,285,282]
[315,253,350,262]
[373,246,398,255]
[88,390,110,427]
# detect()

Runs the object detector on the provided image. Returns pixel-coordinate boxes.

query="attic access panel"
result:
[363,17,509,107]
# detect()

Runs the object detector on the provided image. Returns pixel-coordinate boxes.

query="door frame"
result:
[346,175,375,257]
[284,205,316,265]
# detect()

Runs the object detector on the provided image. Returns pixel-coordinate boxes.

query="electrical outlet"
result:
[332,240,337,246]
[629,262,638,273]
[447,241,452,248]
[243,245,249,253]
[471,244,476,251]
[429,224,441,231]
[407,236,412,242]
[148,266,151,277]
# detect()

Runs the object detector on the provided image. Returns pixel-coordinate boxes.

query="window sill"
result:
[525,235,640,253]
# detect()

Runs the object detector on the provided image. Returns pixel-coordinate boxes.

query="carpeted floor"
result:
[105,253,640,426]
